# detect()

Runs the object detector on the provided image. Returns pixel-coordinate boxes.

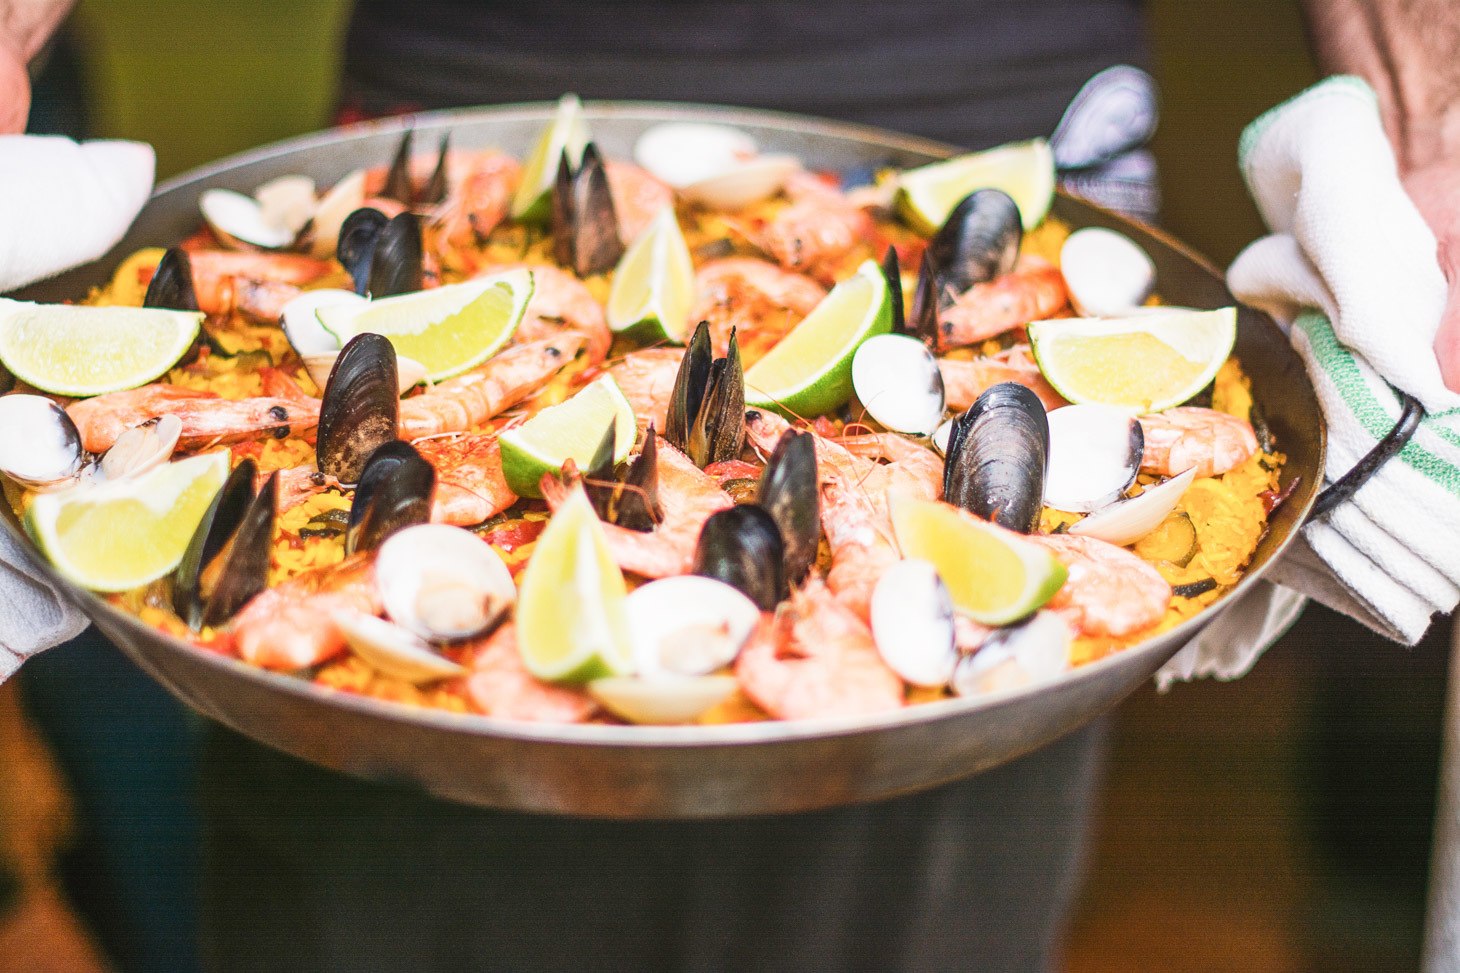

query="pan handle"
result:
[1306,392,1425,522]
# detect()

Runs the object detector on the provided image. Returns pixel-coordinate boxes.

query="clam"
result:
[1044,404,1143,513]
[306,169,367,258]
[633,122,797,210]
[142,247,200,311]
[932,417,953,456]
[1070,467,1197,546]
[280,288,361,357]
[665,321,745,467]
[870,559,958,687]
[200,179,313,252]
[755,428,819,585]
[625,575,760,676]
[316,333,400,483]
[951,612,1072,697]
[346,441,434,555]
[927,189,1022,297]
[551,142,624,276]
[692,504,785,610]
[173,462,276,630]
[851,333,946,436]
[1060,227,1155,317]
[302,351,428,397]
[589,674,740,725]
[0,394,84,490]
[375,524,515,641]
[334,611,467,684]
[942,383,1048,533]
[254,175,318,238]
[97,415,181,482]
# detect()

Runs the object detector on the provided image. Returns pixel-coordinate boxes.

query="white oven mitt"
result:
[1159,76,1460,685]
[0,134,155,678]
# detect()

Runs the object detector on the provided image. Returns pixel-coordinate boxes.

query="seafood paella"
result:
[0,97,1288,726]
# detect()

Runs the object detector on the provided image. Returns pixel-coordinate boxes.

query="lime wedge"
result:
[25,451,231,592]
[511,93,591,224]
[896,139,1056,234]
[0,299,201,397]
[499,374,637,498]
[316,269,533,381]
[890,494,1066,625]
[744,259,892,418]
[1028,307,1237,412]
[606,206,696,344]
[516,489,634,682]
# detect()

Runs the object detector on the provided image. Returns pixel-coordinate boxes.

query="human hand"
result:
[0,34,29,133]
[1405,162,1460,391]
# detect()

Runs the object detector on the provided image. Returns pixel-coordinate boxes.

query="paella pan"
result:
[0,101,1323,817]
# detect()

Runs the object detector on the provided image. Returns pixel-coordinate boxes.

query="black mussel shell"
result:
[756,429,819,584]
[582,420,620,522]
[173,458,257,630]
[0,361,12,396]
[368,212,424,298]
[317,333,400,483]
[692,504,786,610]
[347,441,435,555]
[550,142,624,277]
[382,128,415,205]
[943,382,1048,533]
[907,250,941,349]
[882,246,905,334]
[687,331,745,467]
[666,321,713,452]
[144,247,200,312]
[199,472,278,628]
[928,189,1022,298]
[615,425,664,532]
[419,133,451,206]
[338,207,389,296]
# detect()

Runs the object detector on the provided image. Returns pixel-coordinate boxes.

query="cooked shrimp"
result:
[761,171,875,285]
[735,577,904,720]
[464,624,596,723]
[231,555,380,671]
[606,348,684,434]
[413,433,517,527]
[689,257,826,359]
[67,385,320,454]
[540,446,734,578]
[1029,533,1171,638]
[937,257,1068,350]
[604,161,674,243]
[436,151,524,246]
[398,334,584,438]
[479,262,611,366]
[270,465,341,513]
[184,250,333,322]
[939,346,1067,412]
[1138,407,1259,478]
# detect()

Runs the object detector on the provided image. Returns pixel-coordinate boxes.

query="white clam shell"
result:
[280,288,362,356]
[1044,404,1143,513]
[588,674,739,725]
[1070,467,1197,547]
[681,155,800,211]
[851,333,946,437]
[199,187,296,250]
[1060,227,1155,317]
[0,394,84,489]
[335,611,466,684]
[625,576,760,677]
[951,611,1071,697]
[254,175,318,237]
[634,122,758,187]
[932,417,953,456]
[97,414,181,482]
[376,525,517,642]
[308,169,367,258]
[303,352,428,396]
[871,559,959,687]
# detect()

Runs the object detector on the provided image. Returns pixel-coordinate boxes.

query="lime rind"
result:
[744,259,892,418]
[511,94,591,223]
[498,374,637,499]
[0,299,202,397]
[1028,306,1237,412]
[315,269,533,381]
[896,139,1056,234]
[606,206,695,344]
[25,451,231,592]
[516,489,635,683]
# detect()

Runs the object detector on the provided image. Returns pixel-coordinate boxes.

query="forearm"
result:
[1302,0,1460,171]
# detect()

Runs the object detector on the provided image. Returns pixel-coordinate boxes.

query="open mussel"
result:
[882,246,905,334]
[943,382,1048,533]
[382,127,416,205]
[906,250,942,349]
[143,247,200,311]
[316,333,400,483]
[0,394,84,490]
[692,504,785,610]
[927,188,1022,297]
[665,321,745,468]
[346,441,434,555]
[337,207,388,294]
[337,209,423,297]
[551,142,624,277]
[583,422,664,532]
[173,461,276,630]
[756,428,819,585]
[418,133,451,207]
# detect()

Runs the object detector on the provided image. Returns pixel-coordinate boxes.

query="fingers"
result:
[1433,278,1460,392]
